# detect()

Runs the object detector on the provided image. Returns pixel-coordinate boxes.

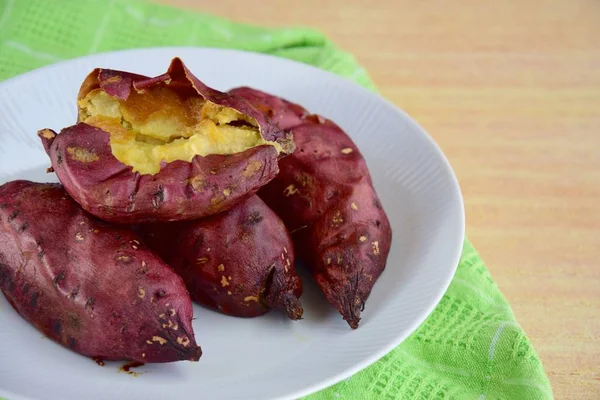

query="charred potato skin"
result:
[139,196,303,320]
[229,87,392,329]
[0,181,201,363]
[38,58,294,223]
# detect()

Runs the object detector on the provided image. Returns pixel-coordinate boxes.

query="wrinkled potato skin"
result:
[139,196,303,320]
[228,87,308,131]
[0,181,201,363]
[38,58,294,223]
[40,123,278,224]
[229,87,392,329]
[77,59,293,147]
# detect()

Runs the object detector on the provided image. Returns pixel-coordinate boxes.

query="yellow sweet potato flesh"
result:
[78,87,279,175]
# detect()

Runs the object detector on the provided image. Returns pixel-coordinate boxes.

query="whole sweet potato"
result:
[0,181,201,363]
[139,196,303,319]
[38,58,294,223]
[229,87,392,329]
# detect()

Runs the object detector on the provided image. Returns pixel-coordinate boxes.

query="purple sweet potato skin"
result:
[139,196,303,320]
[39,123,278,224]
[76,58,293,147]
[227,87,308,131]
[38,58,294,223]
[229,87,392,329]
[0,181,201,363]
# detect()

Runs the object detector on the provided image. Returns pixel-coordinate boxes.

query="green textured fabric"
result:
[0,1,553,399]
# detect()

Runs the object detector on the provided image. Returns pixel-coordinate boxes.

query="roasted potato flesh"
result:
[78,86,280,175]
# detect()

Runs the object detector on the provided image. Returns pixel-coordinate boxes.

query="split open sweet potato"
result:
[38,58,294,223]
[229,87,392,329]
[0,181,201,363]
[139,195,303,320]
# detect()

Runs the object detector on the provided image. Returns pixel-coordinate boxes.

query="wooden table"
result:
[163,1,600,397]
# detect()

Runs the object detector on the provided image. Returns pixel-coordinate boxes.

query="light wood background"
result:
[162,1,600,398]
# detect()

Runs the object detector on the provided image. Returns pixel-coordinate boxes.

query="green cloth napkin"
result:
[0,1,553,399]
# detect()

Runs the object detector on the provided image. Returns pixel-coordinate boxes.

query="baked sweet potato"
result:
[139,195,303,319]
[38,58,294,223]
[229,87,392,329]
[0,181,201,363]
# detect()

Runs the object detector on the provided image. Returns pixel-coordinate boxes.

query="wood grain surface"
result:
[162,1,600,398]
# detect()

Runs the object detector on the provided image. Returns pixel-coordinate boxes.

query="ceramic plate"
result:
[0,47,464,400]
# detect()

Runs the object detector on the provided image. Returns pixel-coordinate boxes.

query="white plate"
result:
[0,47,464,400]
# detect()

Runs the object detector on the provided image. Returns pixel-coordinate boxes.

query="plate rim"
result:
[0,46,465,400]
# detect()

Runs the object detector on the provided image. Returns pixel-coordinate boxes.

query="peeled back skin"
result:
[139,195,303,320]
[229,87,392,329]
[38,58,294,223]
[0,181,201,363]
